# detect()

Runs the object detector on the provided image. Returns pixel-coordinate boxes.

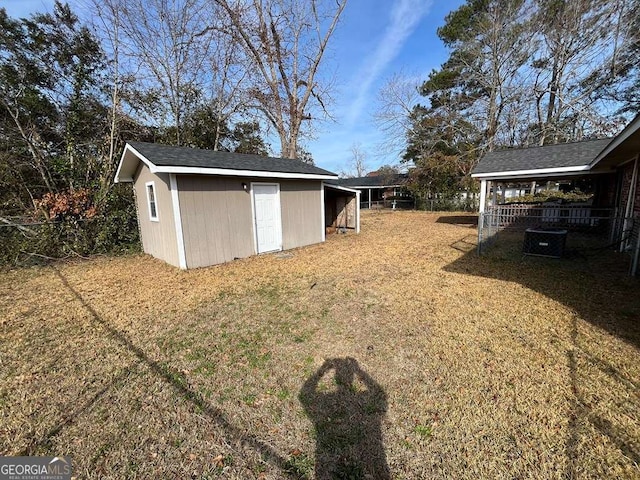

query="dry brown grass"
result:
[1,211,639,479]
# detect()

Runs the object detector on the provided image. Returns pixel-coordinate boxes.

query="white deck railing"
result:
[484,204,615,229]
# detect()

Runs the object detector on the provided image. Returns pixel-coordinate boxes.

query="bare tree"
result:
[213,0,347,159]
[531,0,636,144]
[340,142,368,178]
[114,0,213,145]
[204,29,251,151]
[350,142,368,177]
[87,0,124,201]
[373,72,421,160]
[476,0,532,151]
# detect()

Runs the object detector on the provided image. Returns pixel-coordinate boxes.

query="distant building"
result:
[331,174,413,209]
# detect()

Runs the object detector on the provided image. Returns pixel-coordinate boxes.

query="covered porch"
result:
[471,133,640,275]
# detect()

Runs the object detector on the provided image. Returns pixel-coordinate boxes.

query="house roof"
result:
[591,114,640,169]
[115,142,338,182]
[331,174,408,188]
[471,138,612,179]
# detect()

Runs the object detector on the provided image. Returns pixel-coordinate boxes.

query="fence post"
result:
[631,221,640,276]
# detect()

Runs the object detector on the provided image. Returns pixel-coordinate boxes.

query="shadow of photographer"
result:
[299,357,389,479]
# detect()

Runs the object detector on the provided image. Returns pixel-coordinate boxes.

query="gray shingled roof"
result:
[128,141,337,176]
[472,138,613,175]
[331,174,408,188]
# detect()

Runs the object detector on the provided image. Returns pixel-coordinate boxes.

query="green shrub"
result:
[504,189,593,205]
[0,186,140,267]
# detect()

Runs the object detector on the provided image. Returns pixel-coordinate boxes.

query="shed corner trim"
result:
[169,174,187,269]
[321,181,326,242]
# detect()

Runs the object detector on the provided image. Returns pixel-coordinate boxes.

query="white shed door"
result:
[253,184,282,253]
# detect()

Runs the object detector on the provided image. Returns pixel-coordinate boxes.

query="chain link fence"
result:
[478,205,640,276]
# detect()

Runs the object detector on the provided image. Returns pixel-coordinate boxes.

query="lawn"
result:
[1,211,639,479]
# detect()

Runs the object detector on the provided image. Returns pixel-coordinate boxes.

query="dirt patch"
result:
[1,211,639,479]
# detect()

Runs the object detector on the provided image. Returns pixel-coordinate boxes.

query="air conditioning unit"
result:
[523,228,567,258]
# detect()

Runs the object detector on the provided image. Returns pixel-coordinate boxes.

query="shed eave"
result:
[154,165,338,180]
[114,143,158,183]
[341,184,404,189]
[325,184,360,194]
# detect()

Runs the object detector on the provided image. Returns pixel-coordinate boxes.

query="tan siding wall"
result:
[280,180,322,249]
[177,175,255,269]
[176,176,323,268]
[134,164,180,267]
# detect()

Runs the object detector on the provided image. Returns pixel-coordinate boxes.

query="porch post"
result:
[479,179,488,214]
[622,154,639,252]
[368,188,372,209]
[356,191,361,233]
[478,179,488,255]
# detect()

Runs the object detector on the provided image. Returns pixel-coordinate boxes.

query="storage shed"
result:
[115,142,358,269]
[324,183,360,233]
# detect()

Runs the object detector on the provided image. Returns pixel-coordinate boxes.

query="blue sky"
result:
[308,0,464,173]
[3,0,465,174]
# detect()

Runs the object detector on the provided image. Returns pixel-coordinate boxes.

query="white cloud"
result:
[345,0,433,126]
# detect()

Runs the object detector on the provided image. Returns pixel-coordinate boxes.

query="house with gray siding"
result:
[115,142,359,269]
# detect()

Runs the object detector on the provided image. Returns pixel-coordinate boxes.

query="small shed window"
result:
[146,181,159,221]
